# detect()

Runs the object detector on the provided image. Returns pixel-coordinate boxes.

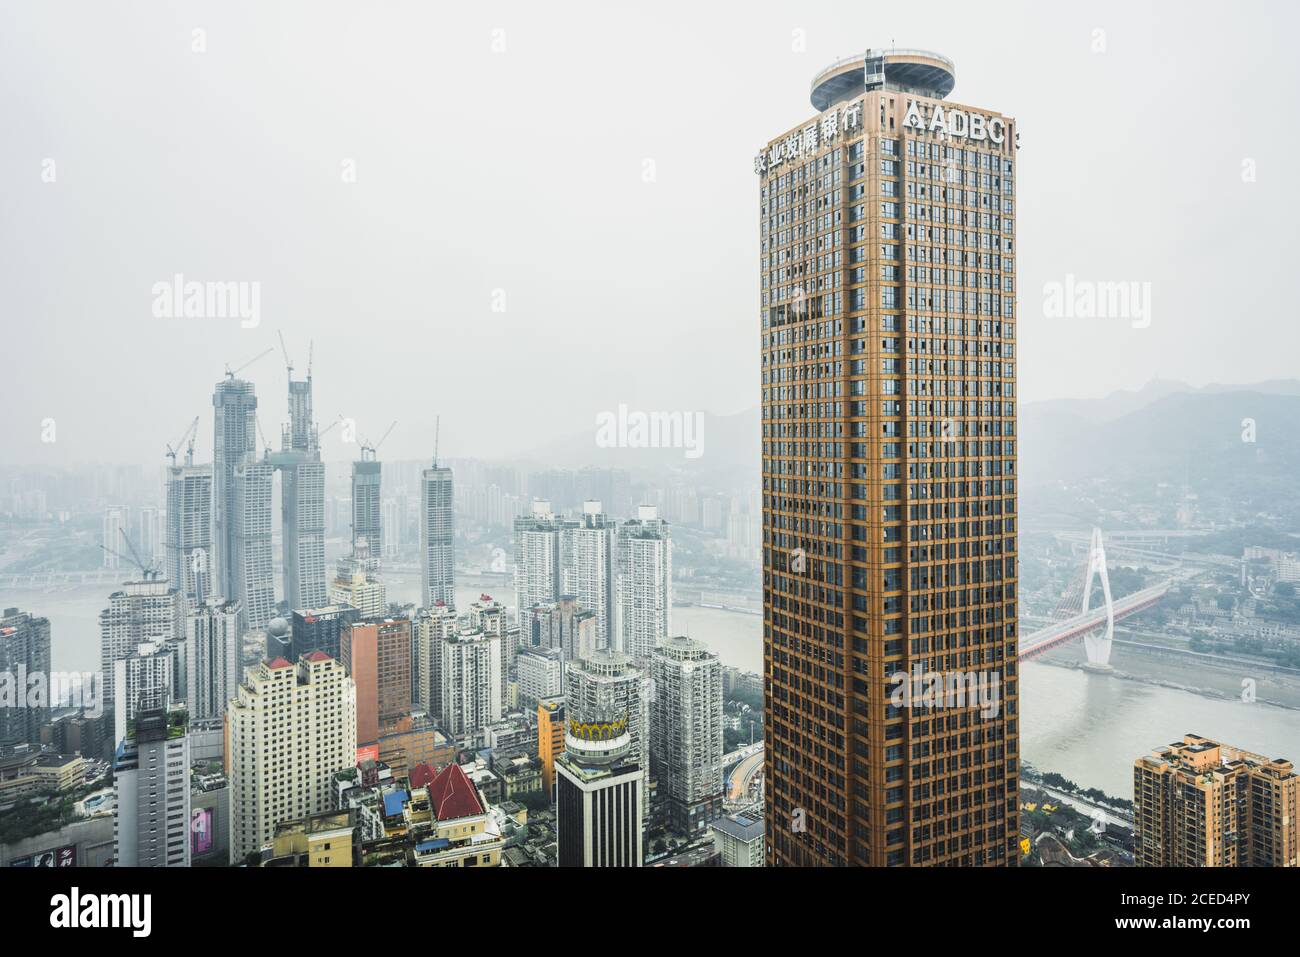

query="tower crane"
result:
[224,347,274,380]
[165,417,200,467]
[99,528,161,581]
[359,420,397,462]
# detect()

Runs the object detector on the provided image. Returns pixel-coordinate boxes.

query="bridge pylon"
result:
[1080,527,1115,666]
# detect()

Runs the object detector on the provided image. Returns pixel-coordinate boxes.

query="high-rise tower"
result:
[616,505,672,662]
[420,459,455,610]
[757,49,1019,866]
[0,608,52,748]
[212,377,259,607]
[165,455,212,604]
[352,457,383,560]
[271,343,327,613]
[555,707,644,868]
[559,501,617,652]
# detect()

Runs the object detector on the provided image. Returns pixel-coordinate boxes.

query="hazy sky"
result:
[3,0,1297,466]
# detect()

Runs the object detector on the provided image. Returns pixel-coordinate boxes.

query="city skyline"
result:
[2,3,1299,926]
[3,1,1299,468]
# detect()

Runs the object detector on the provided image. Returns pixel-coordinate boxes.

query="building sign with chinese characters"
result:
[754,100,863,175]
[901,100,1006,144]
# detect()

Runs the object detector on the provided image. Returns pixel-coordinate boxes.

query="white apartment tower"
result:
[227,653,358,862]
[165,461,212,603]
[100,579,185,708]
[435,628,503,738]
[560,501,617,652]
[617,505,672,662]
[185,597,241,722]
[650,636,724,836]
[112,640,176,746]
[514,500,563,615]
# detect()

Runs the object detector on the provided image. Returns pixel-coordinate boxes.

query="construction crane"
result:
[318,415,344,443]
[165,416,200,467]
[255,415,272,458]
[99,528,161,581]
[278,329,294,379]
[359,420,397,462]
[224,347,274,380]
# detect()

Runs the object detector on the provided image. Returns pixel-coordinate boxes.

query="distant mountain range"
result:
[515,380,1300,496]
[1020,379,1300,490]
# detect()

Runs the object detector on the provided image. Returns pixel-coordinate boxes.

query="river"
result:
[6,584,1294,800]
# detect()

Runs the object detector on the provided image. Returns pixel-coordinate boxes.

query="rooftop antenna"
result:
[307,340,314,381]
[433,416,440,468]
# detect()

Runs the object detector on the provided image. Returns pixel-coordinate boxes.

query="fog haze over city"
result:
[3,0,1298,465]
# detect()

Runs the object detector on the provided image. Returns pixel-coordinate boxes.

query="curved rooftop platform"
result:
[810,48,955,111]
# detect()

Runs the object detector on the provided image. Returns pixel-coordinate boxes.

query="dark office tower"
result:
[757,49,1019,866]
[555,708,643,868]
[212,377,259,607]
[0,608,52,747]
[271,360,327,613]
[420,462,455,610]
[291,605,360,663]
[352,457,382,560]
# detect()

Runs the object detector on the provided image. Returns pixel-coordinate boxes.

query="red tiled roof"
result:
[429,764,483,820]
[409,763,436,789]
[265,657,293,669]
[304,650,332,663]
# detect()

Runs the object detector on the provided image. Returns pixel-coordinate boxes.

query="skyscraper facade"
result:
[565,649,650,811]
[433,626,503,738]
[513,500,564,615]
[650,636,724,837]
[233,460,276,629]
[271,367,327,613]
[555,708,644,868]
[521,595,598,663]
[165,461,212,603]
[212,376,259,607]
[0,608,52,747]
[616,504,672,662]
[559,501,616,651]
[112,639,176,745]
[227,653,358,863]
[99,579,185,709]
[1134,733,1298,867]
[290,605,361,663]
[185,597,241,722]
[352,458,383,558]
[757,49,1020,866]
[114,706,191,868]
[420,463,455,609]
